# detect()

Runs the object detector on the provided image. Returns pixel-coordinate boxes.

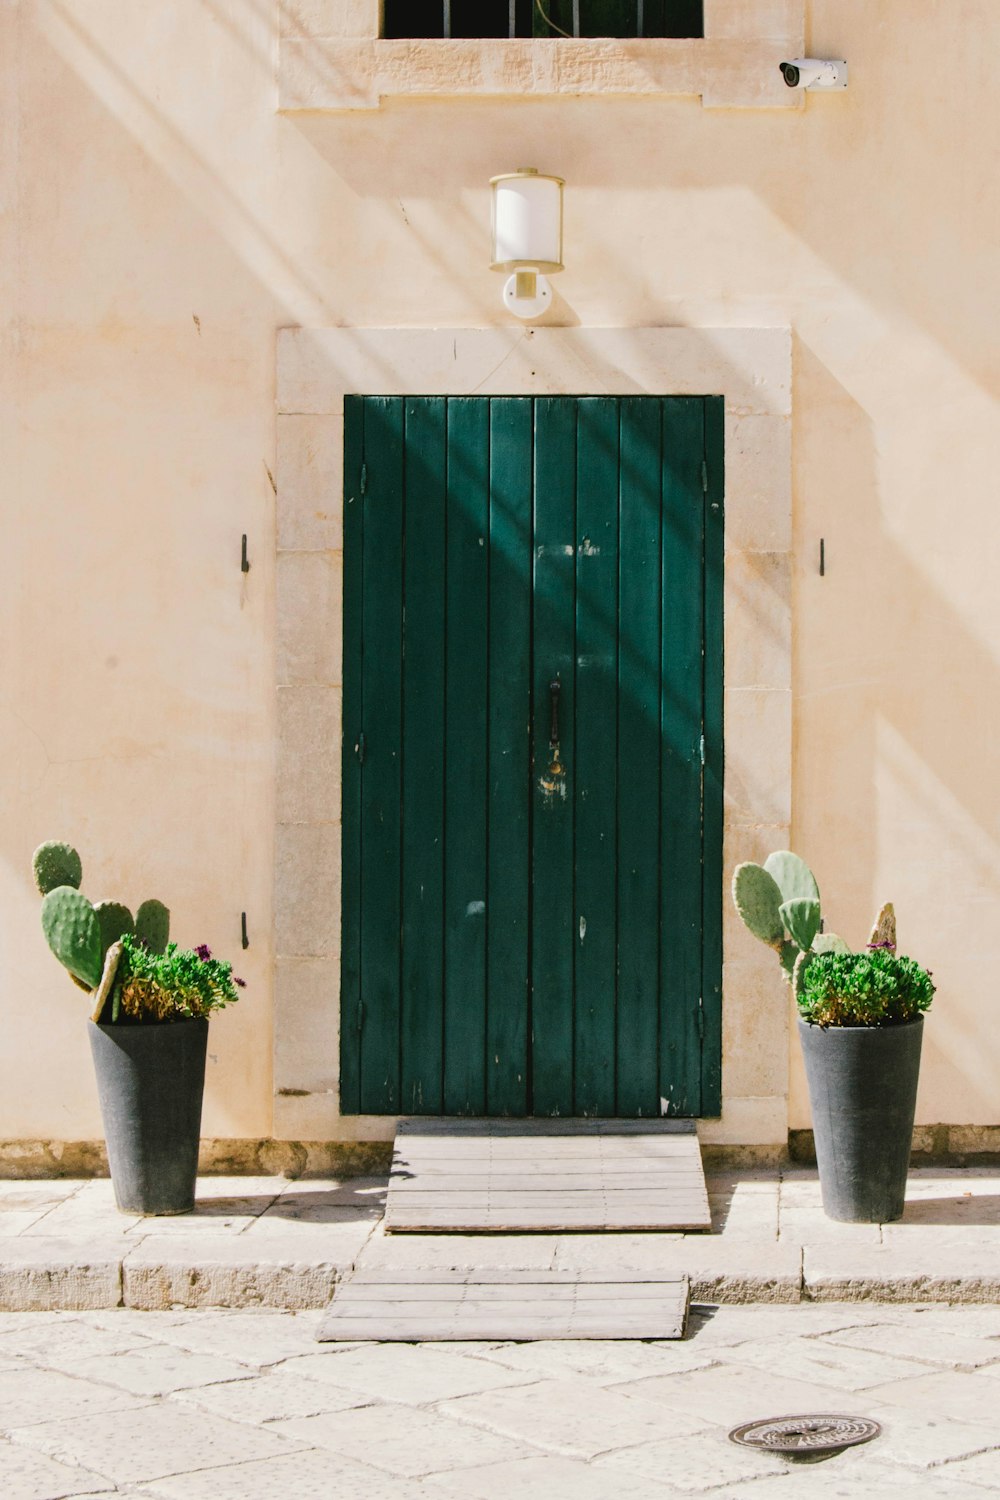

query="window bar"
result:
[443,0,451,37]
[509,0,517,38]
[637,0,644,37]
[572,0,580,36]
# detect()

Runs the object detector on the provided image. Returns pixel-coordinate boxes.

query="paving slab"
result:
[0,1440,114,1500]
[11,1401,304,1485]
[122,1231,362,1310]
[273,1402,530,1476]
[804,1244,1000,1302]
[0,1238,122,1311]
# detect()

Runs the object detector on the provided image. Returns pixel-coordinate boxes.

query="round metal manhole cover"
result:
[729,1415,881,1455]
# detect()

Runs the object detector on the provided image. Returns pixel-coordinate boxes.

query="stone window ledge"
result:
[279,1,806,112]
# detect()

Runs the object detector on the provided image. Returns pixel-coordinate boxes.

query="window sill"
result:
[279,34,805,112]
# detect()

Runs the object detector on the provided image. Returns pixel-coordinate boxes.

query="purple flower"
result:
[234,977,247,989]
[195,944,212,962]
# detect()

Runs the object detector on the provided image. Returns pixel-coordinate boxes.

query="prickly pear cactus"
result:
[90,941,123,1025]
[868,902,896,950]
[813,932,850,956]
[779,898,821,953]
[41,888,103,989]
[93,902,134,966]
[32,842,82,896]
[792,947,812,1000]
[732,863,785,948]
[135,899,170,955]
[764,851,820,905]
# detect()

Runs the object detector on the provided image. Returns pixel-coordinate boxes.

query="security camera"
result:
[779,58,848,90]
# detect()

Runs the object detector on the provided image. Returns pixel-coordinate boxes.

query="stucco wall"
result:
[2,0,999,1146]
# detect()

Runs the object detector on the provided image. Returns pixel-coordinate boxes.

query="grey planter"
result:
[88,1019,208,1215]
[797,1015,923,1224]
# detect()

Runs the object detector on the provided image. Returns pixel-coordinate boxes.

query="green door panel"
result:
[342,394,723,1117]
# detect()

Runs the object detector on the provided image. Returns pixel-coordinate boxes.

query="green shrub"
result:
[113,934,245,1024]
[798,949,935,1028]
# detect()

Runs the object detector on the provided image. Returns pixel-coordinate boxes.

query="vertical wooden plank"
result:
[487,399,533,1116]
[531,398,577,1117]
[340,397,365,1115]
[358,397,405,1113]
[616,398,663,1117]
[573,399,620,1116]
[701,396,725,1115]
[443,399,490,1114]
[659,398,706,1117]
[400,400,447,1114]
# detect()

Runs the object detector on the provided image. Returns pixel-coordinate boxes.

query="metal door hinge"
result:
[357,1001,366,1034]
[356,732,366,765]
[699,734,706,766]
[701,459,709,493]
[360,462,368,496]
[697,1004,705,1040]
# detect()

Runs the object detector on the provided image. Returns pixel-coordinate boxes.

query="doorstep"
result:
[0,1169,998,1311]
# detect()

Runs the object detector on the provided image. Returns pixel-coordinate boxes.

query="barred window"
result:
[383,1,704,40]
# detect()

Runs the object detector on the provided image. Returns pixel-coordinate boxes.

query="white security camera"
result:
[779,58,848,90]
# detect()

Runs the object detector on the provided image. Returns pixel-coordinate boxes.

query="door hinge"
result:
[701,459,709,493]
[356,732,366,765]
[357,1001,366,1034]
[697,1003,705,1040]
[699,734,706,766]
[360,461,368,496]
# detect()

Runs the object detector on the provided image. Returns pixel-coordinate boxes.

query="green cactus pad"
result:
[779,898,821,953]
[792,947,812,1000]
[93,902,134,965]
[732,863,784,948]
[813,932,850,956]
[32,842,82,896]
[779,941,799,979]
[764,851,820,906]
[135,899,170,954]
[41,888,102,989]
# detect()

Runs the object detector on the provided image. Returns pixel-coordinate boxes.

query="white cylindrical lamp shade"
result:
[490,169,564,274]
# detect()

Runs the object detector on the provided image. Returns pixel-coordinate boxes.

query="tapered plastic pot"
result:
[88,1019,208,1215]
[798,1015,923,1223]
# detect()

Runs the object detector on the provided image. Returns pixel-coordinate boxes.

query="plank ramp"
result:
[318,1268,689,1342]
[384,1118,711,1233]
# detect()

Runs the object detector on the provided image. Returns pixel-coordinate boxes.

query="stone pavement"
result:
[3,1167,1000,1309]
[2,1302,1000,1497]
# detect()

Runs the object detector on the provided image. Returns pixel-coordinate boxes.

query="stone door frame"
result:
[275,326,792,1147]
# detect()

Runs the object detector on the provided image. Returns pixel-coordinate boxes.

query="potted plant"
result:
[732,852,935,1223]
[33,840,244,1215]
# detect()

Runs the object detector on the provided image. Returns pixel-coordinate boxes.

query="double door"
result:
[341,395,722,1117]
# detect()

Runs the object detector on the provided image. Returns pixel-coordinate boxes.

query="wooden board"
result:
[318,1267,689,1342]
[384,1119,711,1233]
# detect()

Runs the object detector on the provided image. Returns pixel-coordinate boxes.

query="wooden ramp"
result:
[318,1268,689,1342]
[384,1118,711,1234]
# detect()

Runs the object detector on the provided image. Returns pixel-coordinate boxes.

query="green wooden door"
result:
[341,395,722,1118]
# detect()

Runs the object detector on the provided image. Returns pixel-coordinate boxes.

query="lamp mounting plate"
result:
[503,270,551,321]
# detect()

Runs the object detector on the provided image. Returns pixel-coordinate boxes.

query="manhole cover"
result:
[729,1415,881,1455]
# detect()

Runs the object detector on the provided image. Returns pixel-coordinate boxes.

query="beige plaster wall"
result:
[3,0,1000,1144]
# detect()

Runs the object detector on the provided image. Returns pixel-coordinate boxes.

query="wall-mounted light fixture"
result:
[490,168,564,321]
